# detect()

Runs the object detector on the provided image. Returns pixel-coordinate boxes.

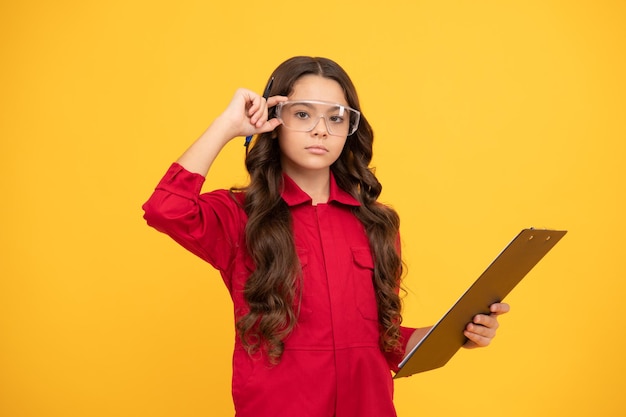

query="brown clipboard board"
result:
[394,228,567,379]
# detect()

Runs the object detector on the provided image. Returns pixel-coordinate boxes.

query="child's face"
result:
[277,75,349,177]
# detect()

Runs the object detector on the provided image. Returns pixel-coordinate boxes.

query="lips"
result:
[305,145,328,153]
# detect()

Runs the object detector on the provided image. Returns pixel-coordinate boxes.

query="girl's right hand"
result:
[217,88,288,141]
[176,88,287,176]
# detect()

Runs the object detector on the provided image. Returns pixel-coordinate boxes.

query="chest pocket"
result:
[351,247,379,321]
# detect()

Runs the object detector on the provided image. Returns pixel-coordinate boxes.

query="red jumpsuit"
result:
[143,163,415,417]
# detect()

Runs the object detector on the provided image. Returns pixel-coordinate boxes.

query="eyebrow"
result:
[290,101,346,114]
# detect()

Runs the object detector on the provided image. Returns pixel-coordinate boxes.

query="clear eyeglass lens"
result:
[276,100,360,136]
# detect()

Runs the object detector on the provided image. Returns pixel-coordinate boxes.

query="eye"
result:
[329,115,345,124]
[294,111,310,120]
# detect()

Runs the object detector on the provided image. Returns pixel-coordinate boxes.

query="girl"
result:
[143,56,509,417]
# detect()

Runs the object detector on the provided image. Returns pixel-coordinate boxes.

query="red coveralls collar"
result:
[280,171,361,207]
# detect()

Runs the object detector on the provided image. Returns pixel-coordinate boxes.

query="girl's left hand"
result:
[463,302,510,349]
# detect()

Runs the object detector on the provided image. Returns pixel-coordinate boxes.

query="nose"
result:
[311,115,329,137]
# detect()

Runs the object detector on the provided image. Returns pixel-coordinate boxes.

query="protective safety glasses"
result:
[275,100,361,136]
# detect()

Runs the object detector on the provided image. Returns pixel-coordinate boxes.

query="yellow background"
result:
[1,1,624,416]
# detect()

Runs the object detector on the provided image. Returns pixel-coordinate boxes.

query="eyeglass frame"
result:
[274,100,361,136]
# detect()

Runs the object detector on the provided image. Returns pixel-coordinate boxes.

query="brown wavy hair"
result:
[233,56,403,363]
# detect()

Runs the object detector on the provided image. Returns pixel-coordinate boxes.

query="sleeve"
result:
[142,163,246,274]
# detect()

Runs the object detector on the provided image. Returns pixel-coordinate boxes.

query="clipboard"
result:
[394,228,567,379]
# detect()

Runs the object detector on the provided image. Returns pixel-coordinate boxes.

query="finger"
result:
[466,317,498,339]
[253,95,287,126]
[490,302,511,315]
[237,88,260,114]
[250,96,288,126]
[472,313,500,330]
[466,320,497,338]
[247,96,264,123]
[250,98,269,127]
[464,329,493,348]
[267,95,289,107]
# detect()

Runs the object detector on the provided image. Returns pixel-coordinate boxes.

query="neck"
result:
[285,168,331,205]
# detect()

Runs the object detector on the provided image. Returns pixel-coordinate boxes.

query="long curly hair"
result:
[233,56,403,363]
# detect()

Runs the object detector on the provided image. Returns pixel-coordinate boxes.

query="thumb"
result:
[257,117,282,134]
